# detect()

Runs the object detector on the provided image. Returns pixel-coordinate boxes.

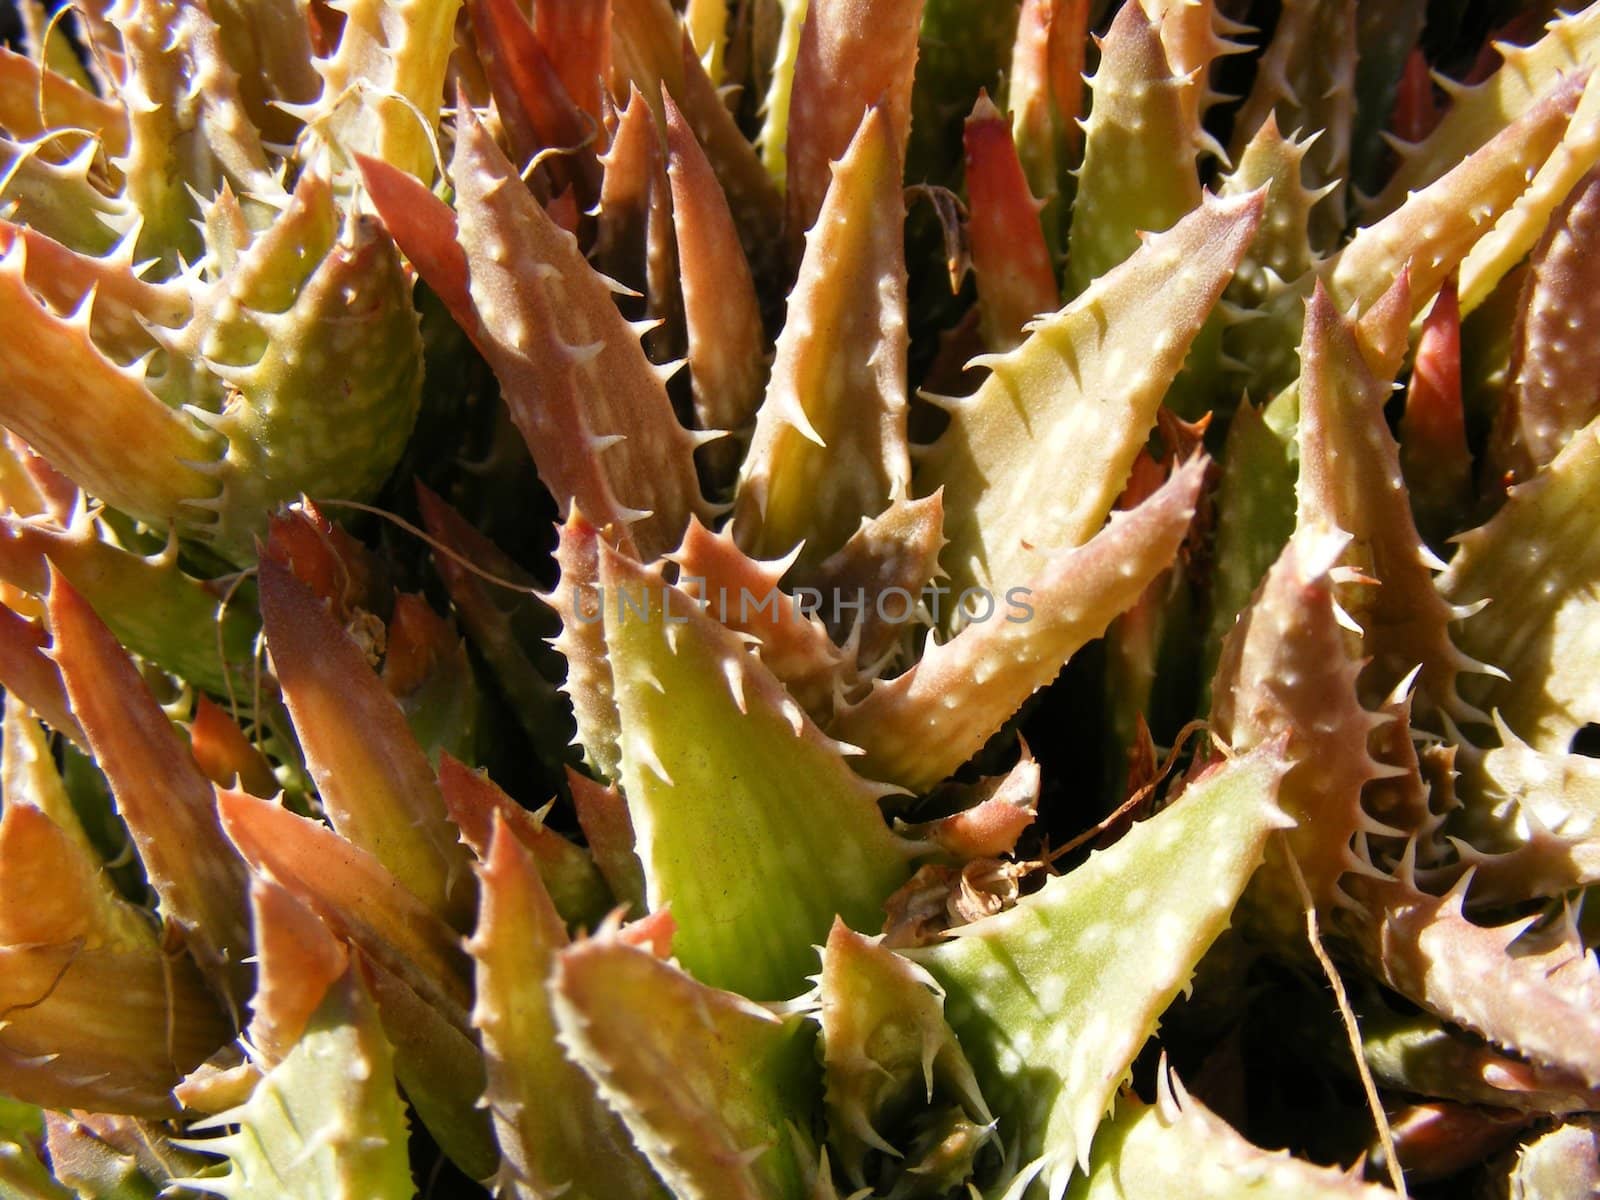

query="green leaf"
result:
[553,934,821,1200]
[598,541,913,1000]
[910,746,1289,1188]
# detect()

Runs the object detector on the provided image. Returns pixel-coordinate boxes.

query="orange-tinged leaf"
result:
[469,815,665,1199]
[452,107,708,560]
[48,569,250,995]
[258,554,473,930]
[216,789,473,1024]
[437,752,612,928]
[785,0,926,250]
[0,941,231,1118]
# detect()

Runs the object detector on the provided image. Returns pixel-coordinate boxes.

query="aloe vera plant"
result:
[3,0,1600,1196]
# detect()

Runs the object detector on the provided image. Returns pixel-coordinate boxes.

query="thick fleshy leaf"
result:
[1008,0,1090,247]
[437,752,612,929]
[188,695,277,798]
[531,0,608,119]
[1351,870,1600,1088]
[1228,0,1356,249]
[833,457,1205,791]
[610,0,781,275]
[1235,72,1585,394]
[964,91,1058,353]
[302,0,459,181]
[668,515,851,718]
[1485,166,1600,487]
[245,874,348,1067]
[216,790,472,1028]
[664,90,765,486]
[179,969,414,1200]
[1367,6,1600,217]
[180,173,425,561]
[736,104,910,567]
[1211,528,1395,939]
[1494,1120,1600,1198]
[357,153,478,346]
[1217,115,1320,315]
[452,107,707,560]
[1060,1071,1397,1200]
[910,746,1289,1182]
[49,569,251,992]
[818,919,990,1182]
[567,766,647,916]
[553,935,820,1200]
[0,604,81,745]
[550,509,623,780]
[1204,271,1414,690]
[259,554,473,930]
[1400,279,1472,545]
[0,793,151,952]
[1441,411,1600,751]
[594,84,677,339]
[467,0,598,204]
[801,489,946,670]
[1295,283,1486,720]
[107,0,277,265]
[43,1113,210,1200]
[918,190,1262,607]
[468,815,665,1200]
[597,542,913,999]
[0,512,258,697]
[0,48,127,152]
[0,234,224,530]
[1065,0,1204,297]
[1356,995,1600,1114]
[0,941,231,1118]
[784,0,925,250]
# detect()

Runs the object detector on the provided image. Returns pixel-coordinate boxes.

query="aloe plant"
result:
[2,0,1600,1197]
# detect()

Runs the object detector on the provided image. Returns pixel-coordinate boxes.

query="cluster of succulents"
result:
[2,0,1600,1194]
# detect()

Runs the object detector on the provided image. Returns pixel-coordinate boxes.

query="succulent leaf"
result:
[302,0,460,181]
[598,541,913,999]
[553,934,821,1200]
[1064,0,1203,297]
[735,104,910,567]
[1441,411,1600,751]
[1351,870,1600,1088]
[801,489,946,670]
[0,939,231,1119]
[909,746,1290,1183]
[784,0,925,252]
[1060,1071,1398,1199]
[668,515,851,717]
[1295,283,1484,720]
[438,752,613,930]
[49,569,252,994]
[834,456,1204,791]
[920,189,1262,607]
[452,106,708,561]
[567,766,648,915]
[259,554,474,930]
[468,814,666,1200]
[1229,0,1356,249]
[1007,0,1089,248]
[1485,166,1600,487]
[180,969,414,1200]
[964,91,1059,353]
[818,919,991,1182]
[664,91,767,485]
